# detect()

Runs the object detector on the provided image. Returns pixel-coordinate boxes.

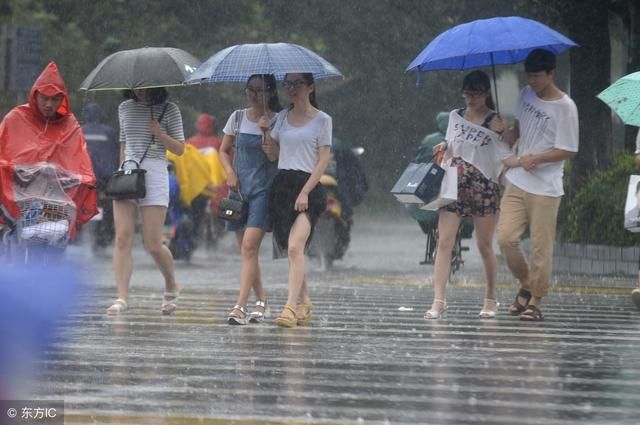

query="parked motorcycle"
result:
[308,142,367,269]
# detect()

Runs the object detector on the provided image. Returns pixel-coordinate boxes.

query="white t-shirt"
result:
[444,110,512,183]
[505,86,579,197]
[271,109,332,173]
[634,129,640,154]
[222,109,275,136]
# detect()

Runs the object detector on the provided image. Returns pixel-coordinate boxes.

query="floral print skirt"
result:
[443,157,501,217]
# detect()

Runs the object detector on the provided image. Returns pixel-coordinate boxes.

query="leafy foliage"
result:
[0,0,634,210]
[563,153,640,246]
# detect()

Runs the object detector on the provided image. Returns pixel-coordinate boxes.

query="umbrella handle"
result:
[490,53,500,114]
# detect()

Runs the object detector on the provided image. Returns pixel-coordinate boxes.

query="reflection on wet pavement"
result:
[28,283,640,425]
[17,216,640,424]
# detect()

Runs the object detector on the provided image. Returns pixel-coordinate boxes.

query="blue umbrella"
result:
[185,42,342,83]
[406,16,578,111]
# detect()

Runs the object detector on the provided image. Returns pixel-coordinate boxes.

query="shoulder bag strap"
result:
[234,109,244,137]
[139,102,169,165]
[231,109,245,193]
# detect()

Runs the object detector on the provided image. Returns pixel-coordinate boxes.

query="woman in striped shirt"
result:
[106,88,185,316]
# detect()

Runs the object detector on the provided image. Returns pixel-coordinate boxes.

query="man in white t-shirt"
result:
[493,49,579,321]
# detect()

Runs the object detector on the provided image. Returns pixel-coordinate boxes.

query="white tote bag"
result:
[420,165,457,211]
[624,175,640,232]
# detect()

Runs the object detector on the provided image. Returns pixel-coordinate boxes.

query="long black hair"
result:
[462,70,495,110]
[247,74,282,112]
[123,87,168,105]
[284,72,318,109]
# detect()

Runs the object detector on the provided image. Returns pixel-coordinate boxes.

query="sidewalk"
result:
[17,213,640,425]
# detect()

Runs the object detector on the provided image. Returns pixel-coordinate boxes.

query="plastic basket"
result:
[16,199,74,248]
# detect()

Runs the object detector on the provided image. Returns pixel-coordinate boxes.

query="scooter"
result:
[87,192,115,253]
[164,165,196,262]
[308,173,351,269]
[308,145,365,269]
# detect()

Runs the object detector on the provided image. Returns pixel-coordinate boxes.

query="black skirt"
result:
[269,169,327,259]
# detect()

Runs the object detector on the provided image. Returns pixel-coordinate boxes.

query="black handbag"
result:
[104,159,147,199]
[218,191,248,223]
[105,103,168,200]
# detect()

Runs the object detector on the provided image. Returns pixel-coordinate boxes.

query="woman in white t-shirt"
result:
[106,88,185,316]
[425,70,511,320]
[219,74,282,325]
[263,72,332,328]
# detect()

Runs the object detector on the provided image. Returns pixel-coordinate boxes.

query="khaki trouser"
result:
[496,182,561,298]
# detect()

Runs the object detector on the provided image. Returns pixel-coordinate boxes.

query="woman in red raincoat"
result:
[0,61,97,239]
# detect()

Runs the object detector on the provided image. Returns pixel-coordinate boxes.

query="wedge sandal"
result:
[275,305,298,328]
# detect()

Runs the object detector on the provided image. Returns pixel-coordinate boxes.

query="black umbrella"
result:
[80,47,201,91]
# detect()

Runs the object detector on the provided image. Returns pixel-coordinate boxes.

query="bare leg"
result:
[231,227,266,315]
[140,206,179,297]
[473,214,498,301]
[428,210,461,313]
[299,278,311,305]
[474,214,498,315]
[280,214,312,320]
[111,200,137,302]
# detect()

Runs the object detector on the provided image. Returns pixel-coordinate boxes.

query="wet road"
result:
[20,215,640,424]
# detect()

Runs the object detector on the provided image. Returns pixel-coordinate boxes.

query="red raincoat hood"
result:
[28,61,70,119]
[0,61,97,234]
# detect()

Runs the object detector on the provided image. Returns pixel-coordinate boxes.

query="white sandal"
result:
[161,291,179,315]
[106,298,128,315]
[479,298,498,319]
[227,305,249,325]
[424,299,447,320]
[248,299,270,323]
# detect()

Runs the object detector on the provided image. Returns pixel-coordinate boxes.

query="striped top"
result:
[118,100,185,162]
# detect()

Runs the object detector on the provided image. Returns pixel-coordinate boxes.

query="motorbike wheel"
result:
[308,213,350,270]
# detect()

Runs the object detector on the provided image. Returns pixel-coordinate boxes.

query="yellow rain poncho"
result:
[166,144,226,205]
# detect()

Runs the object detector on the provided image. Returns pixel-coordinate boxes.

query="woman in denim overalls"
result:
[219,74,282,325]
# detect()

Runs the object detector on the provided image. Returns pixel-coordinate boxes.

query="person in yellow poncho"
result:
[166,143,225,206]
[166,140,227,247]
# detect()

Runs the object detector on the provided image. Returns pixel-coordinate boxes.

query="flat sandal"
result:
[509,288,531,315]
[520,304,544,321]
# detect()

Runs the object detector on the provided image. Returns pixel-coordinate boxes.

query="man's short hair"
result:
[524,49,556,73]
